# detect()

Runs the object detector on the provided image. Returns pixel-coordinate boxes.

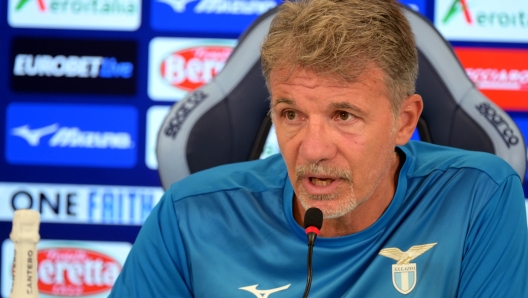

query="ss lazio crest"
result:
[379,243,437,294]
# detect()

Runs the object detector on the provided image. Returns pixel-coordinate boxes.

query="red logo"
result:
[160,46,233,91]
[455,47,528,111]
[37,248,122,296]
[443,0,473,24]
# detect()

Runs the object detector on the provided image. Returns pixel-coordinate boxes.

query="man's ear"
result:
[395,94,423,145]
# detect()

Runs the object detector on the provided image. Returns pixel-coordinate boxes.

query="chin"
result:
[299,195,359,219]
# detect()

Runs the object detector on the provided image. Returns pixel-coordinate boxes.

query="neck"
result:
[293,151,403,237]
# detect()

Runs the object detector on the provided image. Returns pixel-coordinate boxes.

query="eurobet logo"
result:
[151,0,280,35]
[148,37,237,101]
[14,55,133,79]
[5,103,137,168]
[8,0,141,31]
[455,47,528,111]
[435,0,528,42]
[11,38,137,95]
[1,240,131,298]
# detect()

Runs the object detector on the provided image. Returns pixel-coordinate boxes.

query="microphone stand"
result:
[302,232,317,298]
[302,207,323,298]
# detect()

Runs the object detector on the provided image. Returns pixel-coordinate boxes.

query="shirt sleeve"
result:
[108,190,193,297]
[458,174,528,297]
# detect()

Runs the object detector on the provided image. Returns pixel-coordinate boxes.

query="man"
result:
[110,0,528,296]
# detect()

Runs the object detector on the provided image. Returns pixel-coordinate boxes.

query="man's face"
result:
[270,66,400,219]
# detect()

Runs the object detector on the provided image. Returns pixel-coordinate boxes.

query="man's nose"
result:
[298,119,337,163]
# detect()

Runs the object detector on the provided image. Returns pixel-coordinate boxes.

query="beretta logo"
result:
[150,0,279,35]
[148,37,236,101]
[5,103,137,168]
[160,46,233,91]
[8,0,141,31]
[38,248,121,296]
[11,37,137,95]
[435,0,528,42]
[1,240,131,298]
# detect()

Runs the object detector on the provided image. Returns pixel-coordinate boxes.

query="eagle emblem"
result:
[379,243,437,294]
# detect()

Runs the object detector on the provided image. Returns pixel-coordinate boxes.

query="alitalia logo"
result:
[16,0,46,11]
[12,0,138,15]
[443,0,473,24]
[441,0,528,28]
[9,0,141,31]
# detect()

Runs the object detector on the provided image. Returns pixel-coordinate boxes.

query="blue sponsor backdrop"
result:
[5,103,137,168]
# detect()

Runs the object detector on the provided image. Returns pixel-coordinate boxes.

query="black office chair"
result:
[156,5,526,190]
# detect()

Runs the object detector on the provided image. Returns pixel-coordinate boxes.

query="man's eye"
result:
[285,111,296,120]
[338,111,351,121]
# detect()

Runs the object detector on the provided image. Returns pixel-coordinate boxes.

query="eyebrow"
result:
[329,102,367,117]
[272,99,366,116]
[273,97,295,107]
[329,102,360,111]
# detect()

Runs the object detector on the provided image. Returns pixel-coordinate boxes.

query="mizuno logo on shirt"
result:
[239,284,290,298]
[379,243,437,295]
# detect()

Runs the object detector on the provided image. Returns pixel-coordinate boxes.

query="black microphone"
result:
[302,207,323,298]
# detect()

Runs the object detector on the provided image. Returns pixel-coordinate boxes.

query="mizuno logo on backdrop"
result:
[6,103,137,168]
[157,0,196,12]
[158,0,276,15]
[12,123,58,146]
[12,124,134,149]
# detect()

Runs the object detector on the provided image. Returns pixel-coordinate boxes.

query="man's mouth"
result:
[310,177,335,186]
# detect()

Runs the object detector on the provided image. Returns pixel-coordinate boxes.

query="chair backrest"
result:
[156,5,526,190]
